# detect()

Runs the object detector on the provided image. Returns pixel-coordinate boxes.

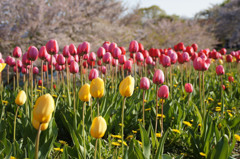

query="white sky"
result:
[122,0,224,18]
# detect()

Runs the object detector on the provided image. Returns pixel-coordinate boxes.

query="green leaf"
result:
[154,129,169,159]
[0,141,5,154]
[209,134,229,159]
[139,124,151,159]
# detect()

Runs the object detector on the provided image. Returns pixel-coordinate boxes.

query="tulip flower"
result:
[140,77,150,127]
[102,52,112,64]
[113,47,122,59]
[32,94,54,159]
[119,75,134,156]
[13,47,22,58]
[97,47,106,59]
[157,85,169,135]
[80,41,90,55]
[185,83,193,93]
[103,41,110,52]
[90,77,104,99]
[109,42,117,54]
[119,46,126,55]
[124,60,132,74]
[228,76,234,83]
[46,39,59,55]
[90,116,107,159]
[191,43,198,52]
[89,69,99,81]
[216,65,225,76]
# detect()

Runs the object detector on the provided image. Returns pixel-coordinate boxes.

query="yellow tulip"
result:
[15,90,27,106]
[0,63,6,73]
[119,75,134,97]
[32,117,49,131]
[33,94,55,123]
[219,59,223,65]
[79,84,91,102]
[90,77,104,98]
[90,116,107,138]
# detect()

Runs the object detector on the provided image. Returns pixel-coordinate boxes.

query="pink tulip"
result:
[49,56,56,65]
[136,52,144,62]
[22,53,31,66]
[120,46,126,55]
[63,45,70,57]
[89,69,99,81]
[80,41,90,55]
[193,57,211,71]
[158,85,169,99]
[230,51,236,57]
[191,52,198,61]
[186,46,194,56]
[226,55,233,63]
[113,47,122,59]
[142,50,149,59]
[5,56,12,65]
[55,64,62,71]
[69,43,77,56]
[124,60,132,72]
[162,55,171,67]
[103,52,112,64]
[69,61,79,74]
[112,58,118,67]
[27,46,38,61]
[21,67,28,74]
[216,65,225,75]
[39,46,47,60]
[74,55,79,62]
[138,43,144,52]
[46,39,59,55]
[97,60,102,66]
[97,47,106,59]
[16,60,22,68]
[9,57,16,67]
[191,43,198,52]
[33,66,39,74]
[101,66,106,74]
[146,56,153,65]
[182,52,190,62]
[103,41,110,52]
[45,54,51,62]
[83,54,89,60]
[220,48,227,55]
[170,52,178,64]
[109,42,117,54]
[57,54,66,65]
[13,66,20,73]
[185,83,193,93]
[119,55,126,65]
[129,40,139,53]
[153,69,164,85]
[228,76,234,82]
[140,77,150,90]
[89,52,96,61]
[13,47,22,58]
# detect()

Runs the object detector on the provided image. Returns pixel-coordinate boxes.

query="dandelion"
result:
[144,99,147,103]
[117,140,127,146]
[145,108,151,111]
[132,130,137,134]
[208,97,214,101]
[112,142,120,146]
[156,133,161,138]
[111,135,122,139]
[157,114,166,118]
[138,119,143,122]
[171,129,181,134]
[234,134,240,141]
[10,157,16,159]
[183,121,192,127]
[173,84,178,87]
[228,113,233,117]
[126,135,133,140]
[198,124,202,127]
[227,110,232,113]
[59,140,68,145]
[52,94,57,98]
[199,152,206,157]
[232,107,236,110]
[53,148,63,152]
[119,123,123,127]
[2,100,8,105]
[217,102,221,105]
[215,107,221,112]
[62,95,67,98]
[190,119,193,122]
[137,140,142,146]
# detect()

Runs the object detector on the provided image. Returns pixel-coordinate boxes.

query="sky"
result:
[122,0,224,18]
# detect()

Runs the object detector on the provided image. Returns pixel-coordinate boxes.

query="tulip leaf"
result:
[0,141,5,154]
[139,124,151,159]
[209,134,229,159]
[154,129,169,159]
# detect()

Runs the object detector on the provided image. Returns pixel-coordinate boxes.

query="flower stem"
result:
[83,102,86,159]
[121,97,126,157]
[51,55,53,94]
[142,90,145,128]
[35,123,42,159]
[94,139,98,159]
[161,100,164,136]
[41,60,43,95]
[202,72,205,119]
[13,105,20,142]
[97,98,100,116]
[199,72,202,115]
[221,76,224,114]
[155,85,159,134]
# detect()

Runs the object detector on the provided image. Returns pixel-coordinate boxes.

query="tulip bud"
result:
[90,77,104,98]
[138,43,144,52]
[119,75,135,97]
[56,54,66,65]
[53,84,56,89]
[109,42,117,54]
[191,43,198,52]
[124,60,132,72]
[74,55,79,63]
[228,76,234,83]
[43,65,47,72]
[55,64,62,71]
[158,85,169,99]
[119,55,126,65]
[33,66,39,74]
[89,69,99,81]
[222,85,225,90]
[69,43,77,56]
[119,47,126,55]
[46,39,59,55]
[97,47,106,59]
[216,65,225,75]
[185,83,193,93]
[78,84,91,102]
[80,41,90,55]
[16,60,22,68]
[97,60,102,66]
[8,57,16,67]
[69,61,79,74]
[89,52,96,61]
[39,46,47,60]
[220,48,227,55]
[32,117,49,131]
[162,55,171,67]
[142,50,149,59]
[15,90,27,106]
[33,94,54,123]
[146,56,153,65]
[182,52,190,62]
[38,80,42,86]
[136,52,144,62]
[140,77,150,90]
[27,46,38,61]
[112,59,118,67]
[129,40,139,53]
[103,52,112,64]
[153,69,164,85]
[13,47,22,58]
[21,67,28,74]
[103,41,110,52]
[101,66,106,74]
[226,55,233,63]
[113,47,122,59]
[90,116,107,138]
[63,45,70,57]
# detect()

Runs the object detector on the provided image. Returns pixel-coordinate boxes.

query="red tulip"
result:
[158,85,169,99]
[228,76,234,82]
[182,52,190,62]
[83,54,89,60]
[142,50,149,59]
[69,43,77,56]
[49,56,56,65]
[119,55,126,65]
[216,65,225,75]
[191,43,198,52]
[16,60,22,68]
[124,60,132,72]
[101,66,106,74]
[89,69,99,81]
[39,46,47,60]
[69,61,79,74]
[112,58,118,67]
[226,55,233,63]
[119,47,126,55]
[5,56,11,65]
[67,56,74,65]
[109,42,117,54]
[153,69,164,85]
[185,83,193,93]
[33,66,39,74]
[55,64,62,71]
[177,42,185,51]
[162,55,171,67]
[170,52,178,64]
[138,43,144,52]
[97,60,102,66]
[186,46,194,56]
[103,52,112,64]
[177,52,184,64]
[146,56,153,65]
[53,84,56,89]
[57,54,66,65]
[136,52,144,62]
[38,80,42,86]
[13,47,22,58]
[83,61,88,68]
[220,48,227,55]
[9,57,16,67]
[140,77,150,90]
[21,67,28,74]
[103,41,110,52]
[27,46,38,61]
[97,47,106,59]
[80,41,90,55]
[113,47,122,59]
[193,57,211,71]
[89,52,96,61]
[87,59,95,67]
[63,45,70,57]
[46,39,59,55]
[191,53,198,61]
[230,51,236,57]
[129,40,139,53]
[13,66,20,73]
[222,85,225,90]
[43,65,47,72]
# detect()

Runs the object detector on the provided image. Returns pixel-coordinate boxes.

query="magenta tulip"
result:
[89,52,96,61]
[103,52,112,64]
[101,66,106,74]
[146,56,153,65]
[27,46,38,61]
[63,45,70,57]
[97,47,106,59]
[136,52,144,62]
[185,83,193,93]
[162,55,171,67]
[57,54,66,65]
[80,41,90,55]
[69,61,79,74]
[113,47,122,59]
[226,55,233,63]
[109,42,117,54]
[153,69,164,85]
[9,57,16,67]
[182,52,190,62]
[13,47,22,58]
[140,77,150,90]
[39,46,47,60]
[89,69,99,81]
[119,55,126,65]
[216,65,225,75]
[158,85,169,99]
[69,43,77,56]
[170,52,178,64]
[67,56,74,65]
[129,40,139,53]
[21,67,28,74]
[33,66,39,74]
[124,60,132,72]
[46,39,59,55]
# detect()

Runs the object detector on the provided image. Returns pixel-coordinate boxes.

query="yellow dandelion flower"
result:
[119,123,124,127]
[199,152,206,157]
[144,99,147,103]
[132,130,137,134]
[234,134,240,142]
[111,134,122,139]
[198,124,202,127]
[208,97,214,101]
[171,129,181,134]
[227,110,232,113]
[190,119,193,122]
[215,107,221,112]
[228,113,233,117]
[217,102,221,105]
[183,121,192,127]
[10,157,16,159]
[151,88,154,90]
[126,135,133,140]
[112,142,120,146]
[232,107,236,110]
[173,84,178,87]
[138,119,143,122]
[59,140,68,145]
[62,95,67,98]
[172,117,175,119]
[156,133,161,138]
[53,148,61,151]
[159,99,165,103]
[117,140,128,146]
[2,100,8,105]
[38,86,46,89]
[52,94,57,98]
[157,114,165,118]
[145,108,151,111]
[37,90,42,92]
[60,149,63,152]
[180,153,187,156]
[137,140,142,145]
